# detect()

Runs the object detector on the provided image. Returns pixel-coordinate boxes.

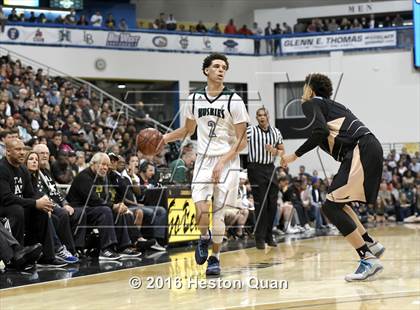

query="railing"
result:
[0,22,413,57]
[0,45,172,133]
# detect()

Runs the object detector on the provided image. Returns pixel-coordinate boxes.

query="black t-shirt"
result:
[0,158,37,208]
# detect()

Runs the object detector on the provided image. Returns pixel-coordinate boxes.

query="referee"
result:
[247,107,284,249]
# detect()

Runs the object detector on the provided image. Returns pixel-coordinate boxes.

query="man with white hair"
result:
[66,153,140,260]
[33,143,87,258]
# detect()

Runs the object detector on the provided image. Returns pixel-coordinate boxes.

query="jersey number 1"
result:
[208,121,217,138]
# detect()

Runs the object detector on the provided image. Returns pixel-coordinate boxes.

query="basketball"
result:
[136,128,163,155]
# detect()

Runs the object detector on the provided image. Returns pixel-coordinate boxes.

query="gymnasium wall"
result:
[4,44,419,175]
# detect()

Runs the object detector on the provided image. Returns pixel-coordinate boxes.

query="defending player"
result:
[281,73,385,282]
[160,53,249,276]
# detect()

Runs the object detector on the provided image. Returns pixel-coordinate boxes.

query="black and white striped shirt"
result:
[247,125,283,164]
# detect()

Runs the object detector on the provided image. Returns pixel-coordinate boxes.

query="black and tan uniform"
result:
[295,96,383,205]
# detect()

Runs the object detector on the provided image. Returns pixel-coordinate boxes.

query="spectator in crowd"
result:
[307,19,317,32]
[340,18,351,30]
[54,15,64,24]
[0,130,18,159]
[298,165,311,180]
[51,150,74,184]
[361,17,369,29]
[0,139,66,267]
[77,15,89,26]
[25,150,79,263]
[105,13,116,29]
[166,14,177,31]
[224,172,249,239]
[65,9,77,25]
[251,22,263,55]
[369,14,376,29]
[157,12,166,29]
[0,6,7,32]
[383,16,392,27]
[238,24,252,35]
[393,14,404,27]
[282,22,292,34]
[0,221,42,271]
[277,176,298,233]
[310,178,325,229]
[90,11,103,27]
[327,18,339,32]
[37,13,47,24]
[48,131,62,162]
[118,18,128,31]
[123,157,167,247]
[210,22,222,34]
[7,8,18,22]
[26,11,36,23]
[134,101,149,131]
[293,20,306,33]
[224,18,237,34]
[169,152,195,184]
[264,21,273,54]
[283,178,312,232]
[196,20,207,33]
[351,18,363,30]
[273,23,282,55]
[66,152,140,260]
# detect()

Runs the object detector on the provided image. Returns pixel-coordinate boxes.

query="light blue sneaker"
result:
[56,246,79,264]
[345,258,383,282]
[195,231,211,265]
[206,256,221,276]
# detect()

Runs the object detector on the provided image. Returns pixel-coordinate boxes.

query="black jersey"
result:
[295,97,372,161]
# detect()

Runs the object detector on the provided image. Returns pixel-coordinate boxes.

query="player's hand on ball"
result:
[281,153,298,168]
[212,160,225,183]
[155,135,167,154]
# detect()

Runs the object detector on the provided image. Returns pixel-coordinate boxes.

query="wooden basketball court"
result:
[1,225,419,309]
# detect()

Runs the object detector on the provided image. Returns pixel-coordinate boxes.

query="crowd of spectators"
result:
[0,6,129,31]
[1,6,409,36]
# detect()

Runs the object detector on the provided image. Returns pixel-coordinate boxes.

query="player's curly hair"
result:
[202,53,229,76]
[304,73,333,99]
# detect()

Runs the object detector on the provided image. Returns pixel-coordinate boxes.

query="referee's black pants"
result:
[248,163,278,242]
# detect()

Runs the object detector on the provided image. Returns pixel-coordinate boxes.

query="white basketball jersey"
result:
[185,87,250,156]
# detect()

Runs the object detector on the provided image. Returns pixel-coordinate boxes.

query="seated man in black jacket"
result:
[0,139,66,267]
[66,152,140,260]
[0,220,42,271]
[33,143,86,258]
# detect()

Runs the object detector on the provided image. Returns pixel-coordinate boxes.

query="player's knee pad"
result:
[322,200,357,237]
[211,208,225,244]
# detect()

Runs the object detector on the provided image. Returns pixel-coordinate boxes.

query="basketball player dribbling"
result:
[160,53,250,275]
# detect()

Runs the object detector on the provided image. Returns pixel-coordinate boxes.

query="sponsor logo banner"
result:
[0,25,398,55]
[281,31,397,54]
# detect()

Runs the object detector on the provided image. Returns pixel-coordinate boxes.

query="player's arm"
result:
[281,100,329,166]
[212,122,247,183]
[162,118,196,144]
[294,101,329,157]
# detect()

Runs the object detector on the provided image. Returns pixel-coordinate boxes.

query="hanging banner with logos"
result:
[280,30,397,54]
[1,25,255,55]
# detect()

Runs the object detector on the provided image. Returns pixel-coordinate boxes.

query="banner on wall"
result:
[280,31,397,54]
[1,25,255,54]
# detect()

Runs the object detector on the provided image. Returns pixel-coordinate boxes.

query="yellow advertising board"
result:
[167,198,212,243]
